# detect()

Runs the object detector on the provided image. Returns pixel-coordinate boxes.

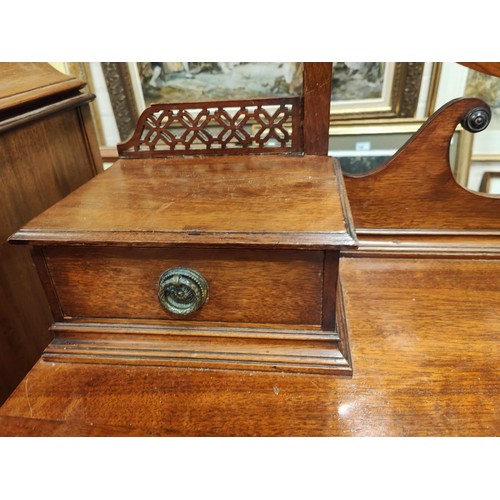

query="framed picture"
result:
[328,121,470,182]
[467,157,500,194]
[88,62,424,146]
[132,62,303,107]
[479,171,500,194]
[330,62,425,122]
[97,62,303,143]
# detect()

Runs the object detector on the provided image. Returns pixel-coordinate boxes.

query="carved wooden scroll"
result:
[342,98,500,256]
[117,97,303,157]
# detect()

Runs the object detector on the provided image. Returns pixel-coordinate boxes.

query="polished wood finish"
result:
[4,65,497,435]
[42,327,351,376]
[303,62,332,155]
[0,415,152,436]
[43,247,325,326]
[12,155,356,248]
[459,62,500,78]
[344,98,499,230]
[10,149,355,375]
[342,98,500,256]
[1,257,497,436]
[0,63,84,114]
[117,97,304,157]
[0,63,102,404]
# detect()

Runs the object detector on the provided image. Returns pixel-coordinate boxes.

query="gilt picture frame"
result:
[96,62,425,143]
[329,62,425,123]
[99,62,304,142]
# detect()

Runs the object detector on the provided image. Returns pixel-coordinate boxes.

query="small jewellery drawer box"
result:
[11,100,357,374]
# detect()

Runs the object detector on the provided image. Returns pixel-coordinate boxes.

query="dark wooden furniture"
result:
[459,62,500,77]
[10,157,356,374]
[0,66,498,437]
[342,97,500,258]
[9,79,356,375]
[0,63,102,404]
[0,255,497,436]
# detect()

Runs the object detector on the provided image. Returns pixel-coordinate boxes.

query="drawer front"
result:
[44,247,324,327]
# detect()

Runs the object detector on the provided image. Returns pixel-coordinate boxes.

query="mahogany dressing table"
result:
[0,67,498,436]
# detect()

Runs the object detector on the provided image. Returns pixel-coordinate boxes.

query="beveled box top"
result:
[0,62,85,114]
[11,155,356,249]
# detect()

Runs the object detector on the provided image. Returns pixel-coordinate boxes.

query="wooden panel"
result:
[343,98,500,233]
[0,111,100,242]
[1,257,498,436]
[459,62,500,77]
[0,62,84,113]
[321,251,339,330]
[303,63,332,155]
[13,155,355,249]
[44,247,324,327]
[0,244,52,403]
[0,70,102,404]
[0,415,157,437]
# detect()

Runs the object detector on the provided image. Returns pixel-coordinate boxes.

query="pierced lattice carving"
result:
[117,97,303,157]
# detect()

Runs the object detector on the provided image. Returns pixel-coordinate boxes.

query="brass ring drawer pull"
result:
[158,267,208,315]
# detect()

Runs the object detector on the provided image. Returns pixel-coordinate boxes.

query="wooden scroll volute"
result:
[342,98,500,232]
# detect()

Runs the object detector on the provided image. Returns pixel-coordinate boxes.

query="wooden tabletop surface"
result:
[12,155,355,248]
[1,256,498,436]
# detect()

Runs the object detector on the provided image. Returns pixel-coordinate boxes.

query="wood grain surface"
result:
[459,62,500,78]
[43,246,324,326]
[343,98,500,233]
[0,62,84,113]
[1,256,498,436]
[0,70,102,404]
[12,155,356,248]
[303,63,332,155]
[117,97,304,157]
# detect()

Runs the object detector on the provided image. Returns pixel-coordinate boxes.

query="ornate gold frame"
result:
[98,63,426,143]
[329,62,425,123]
[100,63,140,142]
[425,62,443,116]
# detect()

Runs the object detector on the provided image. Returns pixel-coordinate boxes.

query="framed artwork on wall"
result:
[99,62,304,143]
[133,62,303,106]
[329,62,425,123]
[468,157,500,194]
[96,62,426,142]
